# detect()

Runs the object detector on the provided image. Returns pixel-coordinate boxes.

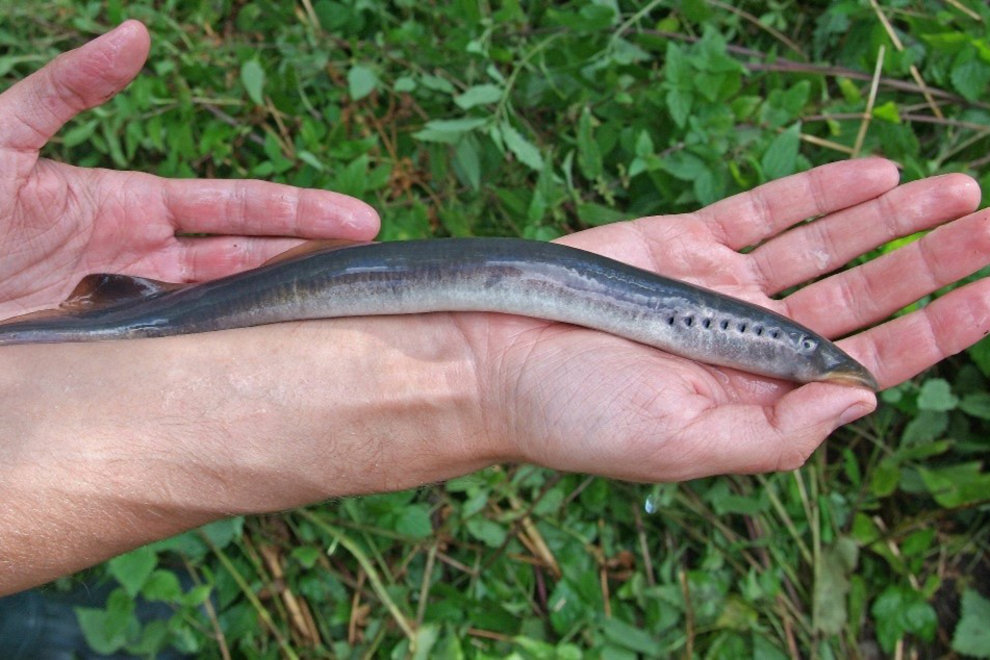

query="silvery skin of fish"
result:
[0,238,877,388]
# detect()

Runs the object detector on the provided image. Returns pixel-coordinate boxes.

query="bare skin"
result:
[2,21,990,595]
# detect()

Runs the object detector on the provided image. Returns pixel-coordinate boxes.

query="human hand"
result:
[466,159,989,481]
[0,20,378,319]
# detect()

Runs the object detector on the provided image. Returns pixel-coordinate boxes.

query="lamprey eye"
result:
[800,337,818,352]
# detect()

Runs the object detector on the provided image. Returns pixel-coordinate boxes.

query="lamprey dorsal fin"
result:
[259,239,373,267]
[0,274,184,326]
[60,273,185,313]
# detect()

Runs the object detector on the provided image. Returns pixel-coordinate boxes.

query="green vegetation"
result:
[3,0,989,656]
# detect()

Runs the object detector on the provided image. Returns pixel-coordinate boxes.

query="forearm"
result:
[0,317,493,594]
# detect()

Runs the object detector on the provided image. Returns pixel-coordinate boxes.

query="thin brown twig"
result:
[868,0,944,118]
[631,501,657,587]
[181,557,232,660]
[944,0,982,21]
[706,0,807,60]
[853,45,885,158]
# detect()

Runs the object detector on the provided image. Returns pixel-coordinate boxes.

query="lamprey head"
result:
[814,346,879,391]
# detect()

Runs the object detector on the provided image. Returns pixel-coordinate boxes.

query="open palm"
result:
[0,21,377,320]
[464,159,990,482]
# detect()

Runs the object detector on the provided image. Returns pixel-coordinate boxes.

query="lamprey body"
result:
[0,238,877,388]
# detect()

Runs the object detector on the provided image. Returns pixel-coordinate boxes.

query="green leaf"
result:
[142,569,183,602]
[347,64,378,100]
[576,107,602,179]
[872,101,901,123]
[108,545,157,597]
[666,88,693,128]
[199,516,244,550]
[291,545,322,569]
[454,84,502,109]
[960,392,990,419]
[395,503,433,539]
[240,59,265,105]
[871,586,936,653]
[465,517,507,547]
[578,202,624,227]
[952,589,990,657]
[761,123,801,180]
[918,462,990,508]
[901,409,948,446]
[967,335,990,377]
[951,48,990,102]
[917,378,958,411]
[870,459,901,497]
[601,617,660,654]
[75,606,129,655]
[452,135,481,190]
[414,117,488,144]
[500,122,543,171]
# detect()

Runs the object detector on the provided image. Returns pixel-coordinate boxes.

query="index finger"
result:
[696,158,901,251]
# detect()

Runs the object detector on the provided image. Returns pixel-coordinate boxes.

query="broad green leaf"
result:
[917,379,958,411]
[240,59,265,105]
[75,606,130,655]
[871,586,936,653]
[108,545,157,597]
[199,516,244,550]
[968,335,990,377]
[870,459,900,497]
[142,569,183,602]
[454,84,502,109]
[952,589,990,657]
[395,503,433,539]
[347,64,378,100]
[465,517,507,547]
[951,48,990,102]
[761,123,801,180]
[578,202,624,226]
[918,462,990,508]
[901,409,947,446]
[500,122,543,171]
[959,391,990,419]
[813,538,856,635]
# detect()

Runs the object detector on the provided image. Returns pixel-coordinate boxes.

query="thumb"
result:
[0,20,150,154]
[673,383,877,480]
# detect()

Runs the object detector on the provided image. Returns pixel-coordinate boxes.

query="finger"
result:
[784,208,990,338]
[666,383,875,480]
[750,174,981,294]
[165,236,309,281]
[838,278,990,390]
[161,178,380,239]
[0,21,149,154]
[696,158,901,251]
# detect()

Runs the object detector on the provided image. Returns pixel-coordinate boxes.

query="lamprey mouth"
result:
[821,366,880,392]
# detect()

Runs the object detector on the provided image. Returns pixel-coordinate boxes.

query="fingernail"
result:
[839,401,874,426]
